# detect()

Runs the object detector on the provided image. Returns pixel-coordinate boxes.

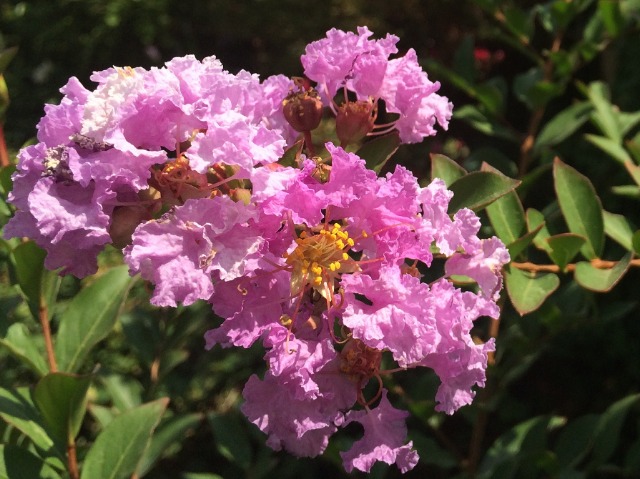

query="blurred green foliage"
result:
[1,1,640,478]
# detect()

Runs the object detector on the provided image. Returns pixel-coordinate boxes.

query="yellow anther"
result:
[342,252,349,261]
[336,240,345,249]
[314,276,323,285]
[280,315,293,327]
[347,238,355,247]
[361,230,368,238]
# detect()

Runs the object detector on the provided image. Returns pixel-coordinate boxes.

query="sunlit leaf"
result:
[448,170,521,213]
[55,266,133,373]
[603,210,635,251]
[574,252,632,292]
[430,153,467,187]
[553,158,604,259]
[546,234,586,271]
[0,323,48,376]
[585,133,632,164]
[505,266,560,315]
[80,398,168,479]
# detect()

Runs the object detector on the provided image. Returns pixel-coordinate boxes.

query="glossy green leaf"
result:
[0,445,61,479]
[80,398,168,479]
[484,164,526,244]
[507,224,543,259]
[357,131,400,173]
[0,323,48,376]
[546,234,586,271]
[0,387,64,459]
[574,252,632,292]
[526,208,552,253]
[33,373,91,445]
[448,171,521,213]
[136,413,203,477]
[590,393,640,467]
[505,266,560,316]
[55,266,133,373]
[585,133,631,164]
[553,158,604,259]
[603,210,635,251]
[430,153,466,187]
[10,241,46,318]
[209,412,253,470]
[533,102,593,154]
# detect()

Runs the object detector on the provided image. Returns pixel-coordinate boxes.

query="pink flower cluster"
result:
[4,27,508,473]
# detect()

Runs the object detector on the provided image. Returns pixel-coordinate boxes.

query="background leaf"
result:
[80,398,169,479]
[54,266,133,373]
[553,158,604,259]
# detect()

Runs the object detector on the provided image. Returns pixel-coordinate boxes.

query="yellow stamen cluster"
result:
[284,223,356,298]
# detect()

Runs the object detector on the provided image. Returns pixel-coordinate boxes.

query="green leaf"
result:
[209,412,253,470]
[136,413,203,477]
[505,266,560,316]
[10,241,46,318]
[590,393,640,467]
[430,153,467,187]
[585,133,632,164]
[55,266,133,373]
[632,230,640,255]
[357,131,400,173]
[483,164,526,244]
[585,82,621,142]
[278,139,303,167]
[33,373,91,445]
[554,414,598,469]
[617,110,640,137]
[80,398,169,479]
[479,415,564,478]
[0,387,64,460]
[574,252,632,292]
[0,323,48,376]
[507,224,543,259]
[598,0,624,36]
[603,210,635,250]
[0,445,61,479]
[553,158,604,259]
[546,234,586,271]
[526,208,552,253]
[452,105,519,142]
[448,170,521,213]
[533,102,593,154]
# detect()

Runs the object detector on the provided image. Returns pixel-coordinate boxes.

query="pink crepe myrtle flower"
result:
[301,26,453,144]
[205,143,509,472]
[4,56,289,278]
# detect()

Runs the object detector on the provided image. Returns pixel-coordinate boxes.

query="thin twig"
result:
[511,257,640,274]
[0,124,9,168]
[38,301,58,373]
